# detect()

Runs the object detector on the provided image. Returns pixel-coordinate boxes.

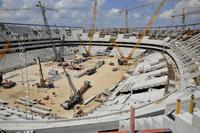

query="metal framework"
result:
[36,1,61,61]
[88,0,98,56]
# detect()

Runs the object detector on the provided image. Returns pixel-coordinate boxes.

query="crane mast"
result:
[119,2,154,28]
[62,65,79,97]
[127,0,166,59]
[171,8,200,26]
[88,0,98,56]
[77,34,90,57]
[115,0,166,65]
[37,57,46,87]
[61,64,82,110]
[36,1,62,62]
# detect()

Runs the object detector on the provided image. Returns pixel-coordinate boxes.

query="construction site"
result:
[0,0,200,133]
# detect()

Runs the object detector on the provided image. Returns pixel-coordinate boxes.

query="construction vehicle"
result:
[112,67,118,72]
[110,37,128,65]
[61,65,91,110]
[119,2,154,28]
[118,58,128,65]
[33,57,55,88]
[0,72,16,89]
[1,80,16,89]
[36,1,64,62]
[113,0,166,65]
[33,57,47,88]
[87,67,96,75]
[96,60,105,68]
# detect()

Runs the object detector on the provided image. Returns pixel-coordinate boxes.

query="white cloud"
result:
[159,9,173,19]
[106,8,120,17]
[160,0,200,21]
[132,12,141,18]
[0,0,106,27]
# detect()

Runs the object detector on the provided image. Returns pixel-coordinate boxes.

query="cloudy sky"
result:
[0,0,199,28]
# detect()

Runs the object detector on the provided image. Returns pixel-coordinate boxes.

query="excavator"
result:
[61,64,91,110]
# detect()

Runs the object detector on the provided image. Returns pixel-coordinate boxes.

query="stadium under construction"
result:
[0,0,200,133]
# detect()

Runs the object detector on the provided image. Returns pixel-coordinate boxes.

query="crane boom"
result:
[0,8,31,12]
[61,64,83,110]
[77,34,90,56]
[88,0,98,56]
[127,0,166,59]
[119,2,154,28]
[172,8,200,25]
[62,65,79,97]
[37,57,45,87]
[119,2,154,13]
[36,1,61,62]
[110,38,125,59]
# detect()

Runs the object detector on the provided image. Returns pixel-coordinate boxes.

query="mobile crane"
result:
[114,0,166,65]
[61,65,91,110]
[36,1,64,62]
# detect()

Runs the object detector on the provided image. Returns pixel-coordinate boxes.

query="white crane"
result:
[36,1,64,62]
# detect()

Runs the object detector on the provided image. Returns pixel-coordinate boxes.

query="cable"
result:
[17,35,33,120]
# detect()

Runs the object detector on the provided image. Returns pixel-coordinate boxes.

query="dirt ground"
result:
[0,56,132,118]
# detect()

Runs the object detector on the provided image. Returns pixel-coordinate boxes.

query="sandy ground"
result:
[0,56,132,118]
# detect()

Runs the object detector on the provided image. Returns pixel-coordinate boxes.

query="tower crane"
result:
[36,1,64,62]
[88,0,98,57]
[119,2,154,28]
[116,0,166,65]
[127,0,166,59]
[171,8,200,25]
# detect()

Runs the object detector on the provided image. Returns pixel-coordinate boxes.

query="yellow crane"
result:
[115,0,166,65]
[0,7,31,60]
[127,0,166,60]
[88,0,98,56]
[113,0,166,65]
[77,34,90,57]
[0,41,11,60]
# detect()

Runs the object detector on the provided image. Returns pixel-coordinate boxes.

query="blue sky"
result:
[0,0,199,28]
